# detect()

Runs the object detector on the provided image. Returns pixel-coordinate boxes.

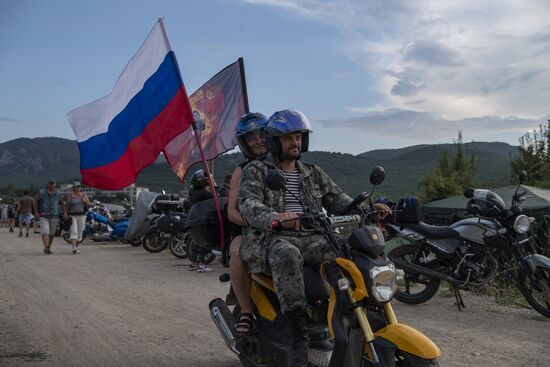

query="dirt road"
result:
[0,231,548,366]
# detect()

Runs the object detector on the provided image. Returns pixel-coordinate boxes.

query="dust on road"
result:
[0,231,548,367]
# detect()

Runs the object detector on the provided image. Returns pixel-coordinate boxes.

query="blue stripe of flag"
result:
[78,51,182,169]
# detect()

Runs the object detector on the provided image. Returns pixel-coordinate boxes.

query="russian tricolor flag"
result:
[67,20,193,189]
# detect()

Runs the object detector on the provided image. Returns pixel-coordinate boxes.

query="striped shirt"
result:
[284,170,303,213]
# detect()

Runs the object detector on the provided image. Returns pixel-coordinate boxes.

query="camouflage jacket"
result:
[238,154,354,272]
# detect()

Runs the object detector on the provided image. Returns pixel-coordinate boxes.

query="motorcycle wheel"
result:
[169,232,190,259]
[204,250,216,265]
[62,232,85,244]
[395,351,440,366]
[142,232,169,253]
[128,237,142,247]
[517,268,550,317]
[389,244,441,305]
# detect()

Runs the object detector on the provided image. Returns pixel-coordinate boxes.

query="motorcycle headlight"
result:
[513,215,531,234]
[369,263,397,303]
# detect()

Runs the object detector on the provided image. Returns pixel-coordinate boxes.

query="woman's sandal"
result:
[234,312,254,334]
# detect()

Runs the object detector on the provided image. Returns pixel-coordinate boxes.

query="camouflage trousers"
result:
[266,233,337,313]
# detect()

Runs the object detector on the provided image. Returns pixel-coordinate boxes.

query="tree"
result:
[511,121,550,187]
[420,134,478,202]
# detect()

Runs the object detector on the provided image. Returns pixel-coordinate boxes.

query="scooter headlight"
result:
[369,263,397,303]
[513,215,531,234]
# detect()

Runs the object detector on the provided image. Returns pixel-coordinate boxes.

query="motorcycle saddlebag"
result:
[185,197,229,248]
[393,197,423,224]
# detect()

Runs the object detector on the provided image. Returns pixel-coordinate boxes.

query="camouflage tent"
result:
[423,185,550,224]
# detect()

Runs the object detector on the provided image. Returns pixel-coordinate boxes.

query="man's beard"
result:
[280,148,301,161]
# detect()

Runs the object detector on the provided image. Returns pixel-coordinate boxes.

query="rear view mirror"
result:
[370,166,385,186]
[519,171,527,184]
[266,169,286,191]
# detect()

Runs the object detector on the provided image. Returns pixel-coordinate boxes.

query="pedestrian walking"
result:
[0,204,7,227]
[16,190,35,237]
[7,199,16,233]
[63,181,91,254]
[35,178,64,254]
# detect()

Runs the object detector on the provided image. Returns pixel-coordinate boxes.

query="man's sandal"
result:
[234,313,254,334]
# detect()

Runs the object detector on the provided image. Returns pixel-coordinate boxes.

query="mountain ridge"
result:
[0,137,518,198]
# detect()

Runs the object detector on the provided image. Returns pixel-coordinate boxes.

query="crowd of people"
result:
[1,108,386,366]
[0,179,91,255]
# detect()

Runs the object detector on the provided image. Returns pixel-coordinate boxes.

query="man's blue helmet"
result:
[235,112,268,158]
[265,109,312,156]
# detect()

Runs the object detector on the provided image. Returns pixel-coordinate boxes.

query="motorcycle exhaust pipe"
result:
[391,258,460,285]
[209,298,238,354]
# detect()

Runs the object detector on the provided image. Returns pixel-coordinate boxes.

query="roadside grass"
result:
[435,274,529,307]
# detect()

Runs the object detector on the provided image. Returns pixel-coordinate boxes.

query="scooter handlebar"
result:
[271,214,361,230]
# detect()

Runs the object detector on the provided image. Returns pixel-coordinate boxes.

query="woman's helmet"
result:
[235,112,268,158]
[265,109,312,156]
[190,170,208,189]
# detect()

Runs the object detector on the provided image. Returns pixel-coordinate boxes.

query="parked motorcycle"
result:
[387,172,550,317]
[208,167,441,367]
[89,210,132,243]
[142,195,185,253]
[184,197,230,264]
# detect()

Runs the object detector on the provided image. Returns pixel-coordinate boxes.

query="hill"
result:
[0,137,518,199]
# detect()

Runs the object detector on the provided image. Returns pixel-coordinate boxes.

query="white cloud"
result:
[316,109,549,141]
[242,0,550,124]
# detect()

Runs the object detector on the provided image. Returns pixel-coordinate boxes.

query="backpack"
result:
[393,197,423,224]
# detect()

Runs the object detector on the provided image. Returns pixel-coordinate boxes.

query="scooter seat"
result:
[404,222,459,239]
[253,266,329,302]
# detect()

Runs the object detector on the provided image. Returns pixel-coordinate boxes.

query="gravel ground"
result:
[0,230,548,367]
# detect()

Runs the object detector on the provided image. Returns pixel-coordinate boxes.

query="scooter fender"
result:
[525,254,550,272]
[374,323,441,360]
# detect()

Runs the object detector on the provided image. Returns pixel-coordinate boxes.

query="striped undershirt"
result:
[284,170,304,213]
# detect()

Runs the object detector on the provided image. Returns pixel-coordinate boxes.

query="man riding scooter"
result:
[238,109,390,366]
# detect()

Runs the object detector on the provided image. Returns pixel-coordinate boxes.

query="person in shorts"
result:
[63,181,91,254]
[7,199,16,233]
[16,190,35,237]
[35,178,64,254]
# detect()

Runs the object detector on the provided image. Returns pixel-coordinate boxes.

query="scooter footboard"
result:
[374,324,441,360]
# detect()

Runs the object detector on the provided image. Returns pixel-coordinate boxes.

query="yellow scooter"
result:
[209,167,441,366]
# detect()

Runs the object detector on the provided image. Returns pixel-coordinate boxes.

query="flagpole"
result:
[158,18,226,251]
[238,57,250,113]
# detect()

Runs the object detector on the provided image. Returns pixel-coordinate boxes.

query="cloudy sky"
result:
[1,0,549,154]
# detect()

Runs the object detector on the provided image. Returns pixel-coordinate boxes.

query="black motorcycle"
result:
[142,195,186,253]
[387,172,550,317]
